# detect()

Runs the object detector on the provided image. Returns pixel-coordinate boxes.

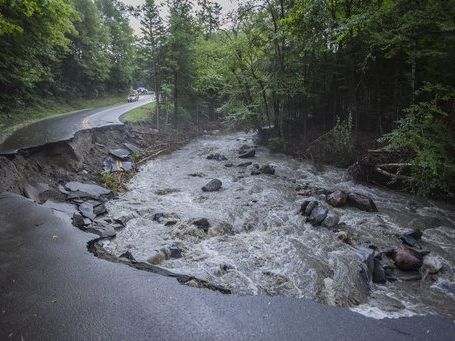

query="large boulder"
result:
[391,245,428,271]
[202,179,222,192]
[327,190,348,207]
[347,192,378,212]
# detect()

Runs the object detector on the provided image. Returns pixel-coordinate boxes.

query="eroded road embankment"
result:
[1,128,455,340]
[0,95,153,155]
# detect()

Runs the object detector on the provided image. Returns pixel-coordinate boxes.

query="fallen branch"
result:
[137,149,167,165]
[375,163,411,181]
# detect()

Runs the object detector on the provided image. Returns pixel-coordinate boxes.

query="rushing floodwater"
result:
[103,132,455,319]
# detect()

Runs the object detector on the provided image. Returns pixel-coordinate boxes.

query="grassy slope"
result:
[121,102,156,123]
[0,94,128,140]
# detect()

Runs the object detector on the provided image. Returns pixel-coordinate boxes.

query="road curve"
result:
[0,95,153,155]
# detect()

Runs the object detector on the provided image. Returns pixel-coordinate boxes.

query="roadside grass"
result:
[121,102,156,123]
[0,93,128,141]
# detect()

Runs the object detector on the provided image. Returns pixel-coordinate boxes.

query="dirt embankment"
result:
[0,123,204,195]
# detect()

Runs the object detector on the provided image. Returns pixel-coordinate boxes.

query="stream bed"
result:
[102,132,455,319]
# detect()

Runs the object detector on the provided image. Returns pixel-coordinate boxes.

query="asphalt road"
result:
[0,95,153,155]
[1,192,454,341]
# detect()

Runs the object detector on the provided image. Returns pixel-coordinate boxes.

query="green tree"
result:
[0,0,76,112]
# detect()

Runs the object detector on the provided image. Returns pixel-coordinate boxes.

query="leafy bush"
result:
[267,137,283,153]
[379,83,455,197]
[306,113,355,167]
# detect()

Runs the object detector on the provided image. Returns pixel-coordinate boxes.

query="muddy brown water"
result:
[102,132,455,319]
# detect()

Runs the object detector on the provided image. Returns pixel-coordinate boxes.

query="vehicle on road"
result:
[137,87,148,95]
[128,94,139,102]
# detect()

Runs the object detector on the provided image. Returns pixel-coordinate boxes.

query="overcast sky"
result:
[122,0,239,34]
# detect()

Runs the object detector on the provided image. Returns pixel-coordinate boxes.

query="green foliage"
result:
[380,83,455,197]
[0,0,135,115]
[305,114,355,167]
[267,137,283,153]
[122,102,157,123]
[98,171,134,194]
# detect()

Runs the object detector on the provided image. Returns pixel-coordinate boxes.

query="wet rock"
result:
[85,222,116,238]
[304,201,318,216]
[237,161,252,167]
[347,192,378,212]
[153,213,179,223]
[327,190,348,207]
[238,149,256,158]
[391,245,426,271]
[93,203,107,216]
[79,202,96,220]
[400,229,423,248]
[307,205,329,226]
[72,212,90,228]
[372,257,387,284]
[114,214,133,227]
[260,164,275,175]
[224,163,234,168]
[64,182,111,199]
[238,144,253,154]
[422,255,442,275]
[192,218,210,232]
[202,179,222,192]
[164,220,178,226]
[322,211,340,228]
[207,153,228,161]
[353,246,375,278]
[119,251,136,262]
[123,142,143,154]
[109,148,131,160]
[169,245,183,259]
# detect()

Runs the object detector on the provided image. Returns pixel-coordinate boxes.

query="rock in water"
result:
[207,153,227,161]
[260,164,275,175]
[353,246,375,278]
[392,245,425,271]
[304,201,318,216]
[202,179,222,192]
[307,205,329,226]
[78,202,96,220]
[72,212,90,228]
[347,192,378,212]
[239,149,256,158]
[120,251,136,262]
[372,257,387,284]
[327,190,348,207]
[169,245,183,259]
[192,218,210,232]
[322,211,340,228]
[422,255,442,274]
[400,229,423,248]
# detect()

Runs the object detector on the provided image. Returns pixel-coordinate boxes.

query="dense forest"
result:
[1,0,454,197]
